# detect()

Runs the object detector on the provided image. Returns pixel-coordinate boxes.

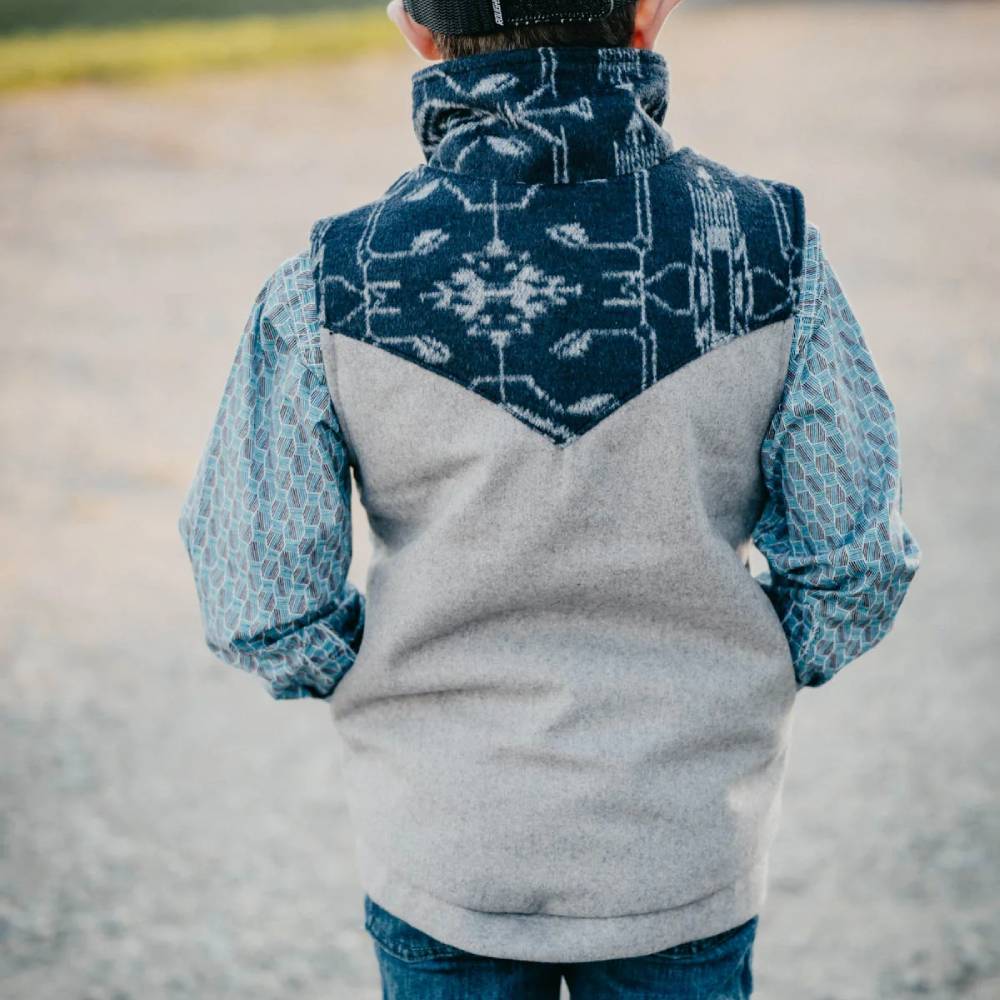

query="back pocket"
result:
[646,915,758,964]
[364,895,470,963]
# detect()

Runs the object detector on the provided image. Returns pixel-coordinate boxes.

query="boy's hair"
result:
[432,2,639,60]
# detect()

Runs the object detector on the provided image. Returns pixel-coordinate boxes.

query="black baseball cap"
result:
[402,0,621,37]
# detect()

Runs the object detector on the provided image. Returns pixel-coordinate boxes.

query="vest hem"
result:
[355,838,770,964]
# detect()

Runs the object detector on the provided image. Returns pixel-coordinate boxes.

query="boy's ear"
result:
[631,0,684,50]
[387,0,443,61]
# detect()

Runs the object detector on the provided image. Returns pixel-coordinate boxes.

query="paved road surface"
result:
[2,3,998,998]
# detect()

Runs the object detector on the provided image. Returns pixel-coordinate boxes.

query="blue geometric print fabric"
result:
[178,255,365,700]
[412,46,672,185]
[312,46,805,446]
[752,225,921,687]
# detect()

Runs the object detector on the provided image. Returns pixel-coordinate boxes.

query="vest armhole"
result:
[319,328,363,479]
[788,183,808,317]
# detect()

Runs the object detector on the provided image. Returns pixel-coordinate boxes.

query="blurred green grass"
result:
[0,6,397,92]
[0,0,380,36]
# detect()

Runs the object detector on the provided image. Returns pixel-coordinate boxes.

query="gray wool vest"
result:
[311,46,805,962]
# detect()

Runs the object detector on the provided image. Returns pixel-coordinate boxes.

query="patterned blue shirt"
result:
[752,224,920,687]
[178,220,918,698]
[178,255,364,700]
[179,46,919,699]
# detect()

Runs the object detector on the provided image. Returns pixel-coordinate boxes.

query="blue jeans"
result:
[364,895,758,999]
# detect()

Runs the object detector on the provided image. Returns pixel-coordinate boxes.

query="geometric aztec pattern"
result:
[178,46,919,698]
[752,224,921,687]
[178,255,365,699]
[411,46,672,186]
[313,46,805,445]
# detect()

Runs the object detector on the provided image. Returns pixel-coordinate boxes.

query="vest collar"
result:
[411,45,673,185]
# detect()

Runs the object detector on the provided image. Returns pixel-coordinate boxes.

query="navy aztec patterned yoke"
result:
[311,47,805,446]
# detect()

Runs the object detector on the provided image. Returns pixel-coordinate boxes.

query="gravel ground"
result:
[2,3,998,998]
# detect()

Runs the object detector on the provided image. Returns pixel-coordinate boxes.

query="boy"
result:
[179,0,921,995]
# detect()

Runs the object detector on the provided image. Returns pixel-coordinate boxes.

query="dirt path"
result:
[2,4,998,998]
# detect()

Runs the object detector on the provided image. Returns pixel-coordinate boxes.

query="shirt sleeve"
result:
[178,253,364,700]
[752,223,921,689]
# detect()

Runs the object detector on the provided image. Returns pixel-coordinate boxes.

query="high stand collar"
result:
[411,46,674,185]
